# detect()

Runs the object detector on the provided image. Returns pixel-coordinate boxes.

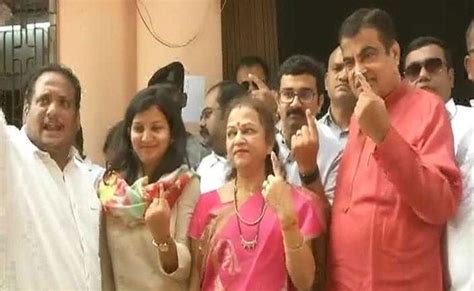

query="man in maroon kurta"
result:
[326,8,462,291]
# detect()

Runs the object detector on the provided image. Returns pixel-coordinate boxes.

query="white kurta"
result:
[196,151,229,194]
[445,99,474,291]
[0,110,101,290]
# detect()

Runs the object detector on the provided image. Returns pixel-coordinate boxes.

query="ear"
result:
[324,72,329,92]
[75,113,81,132]
[465,55,474,81]
[315,94,324,115]
[448,67,455,88]
[266,144,273,155]
[23,103,29,119]
[390,41,401,67]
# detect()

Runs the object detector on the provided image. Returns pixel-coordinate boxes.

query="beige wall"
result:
[58,0,222,164]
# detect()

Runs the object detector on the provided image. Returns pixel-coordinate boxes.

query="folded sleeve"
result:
[373,103,462,225]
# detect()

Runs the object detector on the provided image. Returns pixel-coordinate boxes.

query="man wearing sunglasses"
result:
[465,19,474,83]
[404,36,474,291]
[235,55,270,92]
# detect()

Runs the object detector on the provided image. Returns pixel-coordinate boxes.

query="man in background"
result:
[320,46,356,147]
[404,36,474,291]
[148,61,210,169]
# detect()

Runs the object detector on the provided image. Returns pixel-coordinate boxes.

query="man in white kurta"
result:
[0,64,101,290]
[404,37,474,290]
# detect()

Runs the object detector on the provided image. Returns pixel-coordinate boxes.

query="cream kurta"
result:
[102,175,200,291]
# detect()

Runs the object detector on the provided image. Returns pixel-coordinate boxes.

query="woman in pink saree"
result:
[189,97,325,290]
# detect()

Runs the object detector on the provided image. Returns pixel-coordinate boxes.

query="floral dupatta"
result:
[98,165,195,227]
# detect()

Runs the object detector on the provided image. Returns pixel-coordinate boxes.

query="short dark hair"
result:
[107,84,188,184]
[466,19,474,50]
[277,55,325,95]
[23,63,81,110]
[207,81,248,119]
[404,36,453,68]
[235,56,270,81]
[339,8,397,52]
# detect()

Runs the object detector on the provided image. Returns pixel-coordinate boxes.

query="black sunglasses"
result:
[404,57,446,80]
[240,81,257,91]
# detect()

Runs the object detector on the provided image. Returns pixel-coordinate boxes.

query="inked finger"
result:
[355,71,372,93]
[305,109,317,137]
[270,152,284,178]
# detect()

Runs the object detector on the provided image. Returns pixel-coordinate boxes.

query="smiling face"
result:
[130,105,171,172]
[341,27,401,98]
[226,105,272,172]
[24,71,80,156]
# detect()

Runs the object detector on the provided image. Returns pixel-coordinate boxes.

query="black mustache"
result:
[286,108,305,117]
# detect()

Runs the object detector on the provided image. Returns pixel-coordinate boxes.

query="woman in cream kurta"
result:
[99,84,200,290]
[102,172,199,290]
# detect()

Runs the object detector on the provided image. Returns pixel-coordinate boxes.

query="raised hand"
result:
[145,183,172,242]
[291,109,319,175]
[353,71,391,144]
[262,152,297,225]
[247,74,278,114]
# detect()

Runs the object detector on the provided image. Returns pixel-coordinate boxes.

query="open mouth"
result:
[43,122,64,132]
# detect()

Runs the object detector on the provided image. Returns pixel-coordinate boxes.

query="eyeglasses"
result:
[404,57,446,80]
[468,49,474,55]
[279,88,316,104]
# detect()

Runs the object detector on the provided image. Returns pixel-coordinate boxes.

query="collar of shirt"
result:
[445,98,456,121]
[209,151,228,167]
[276,131,294,164]
[20,126,76,167]
[321,108,349,135]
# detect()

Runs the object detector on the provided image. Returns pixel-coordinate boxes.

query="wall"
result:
[58,0,222,164]
[57,0,136,164]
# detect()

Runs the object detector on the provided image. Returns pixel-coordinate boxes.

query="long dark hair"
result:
[107,84,188,184]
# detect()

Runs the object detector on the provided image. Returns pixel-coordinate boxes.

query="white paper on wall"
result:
[182,75,206,123]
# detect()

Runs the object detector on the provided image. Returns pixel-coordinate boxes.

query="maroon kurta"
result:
[327,84,462,291]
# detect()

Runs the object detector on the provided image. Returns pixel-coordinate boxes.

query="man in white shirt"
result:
[275,55,342,206]
[404,36,474,291]
[320,47,356,147]
[0,64,101,290]
[197,81,247,193]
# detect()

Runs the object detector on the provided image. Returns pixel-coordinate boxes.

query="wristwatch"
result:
[299,167,320,185]
[152,237,172,253]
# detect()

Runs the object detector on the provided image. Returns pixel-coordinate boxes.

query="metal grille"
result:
[0,0,56,127]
